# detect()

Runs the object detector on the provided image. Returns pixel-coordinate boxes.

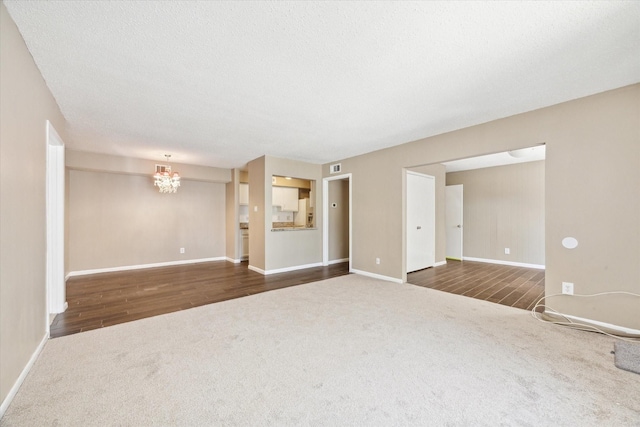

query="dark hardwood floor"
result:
[51,261,350,338]
[53,259,544,339]
[407,259,545,311]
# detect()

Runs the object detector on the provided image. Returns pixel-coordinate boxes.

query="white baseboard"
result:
[543,311,640,337]
[66,257,226,279]
[0,333,48,418]
[463,257,545,270]
[225,257,242,264]
[434,260,447,267]
[250,262,324,275]
[328,258,349,265]
[247,265,265,274]
[351,269,403,284]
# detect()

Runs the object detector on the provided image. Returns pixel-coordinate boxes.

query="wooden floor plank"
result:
[408,260,545,311]
[54,259,545,338]
[51,261,350,338]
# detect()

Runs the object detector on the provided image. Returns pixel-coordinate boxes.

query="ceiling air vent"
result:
[330,163,342,174]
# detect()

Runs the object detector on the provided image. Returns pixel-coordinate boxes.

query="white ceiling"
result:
[5,1,639,169]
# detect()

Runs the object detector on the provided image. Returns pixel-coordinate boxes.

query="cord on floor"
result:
[531,291,640,342]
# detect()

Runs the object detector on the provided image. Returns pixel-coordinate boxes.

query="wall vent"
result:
[330,163,342,174]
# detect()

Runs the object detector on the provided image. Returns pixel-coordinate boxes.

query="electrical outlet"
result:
[180,248,185,254]
[375,258,380,265]
[562,282,574,295]
[504,248,510,255]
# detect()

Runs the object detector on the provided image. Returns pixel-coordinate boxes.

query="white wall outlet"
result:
[254,206,258,212]
[562,282,574,295]
[180,248,185,254]
[375,258,380,265]
[504,248,510,255]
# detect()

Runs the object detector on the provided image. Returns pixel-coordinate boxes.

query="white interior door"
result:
[445,184,463,260]
[406,172,435,273]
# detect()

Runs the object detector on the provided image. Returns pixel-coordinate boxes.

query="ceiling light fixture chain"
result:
[153,154,181,193]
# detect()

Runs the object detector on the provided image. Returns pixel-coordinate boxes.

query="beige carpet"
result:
[2,274,639,426]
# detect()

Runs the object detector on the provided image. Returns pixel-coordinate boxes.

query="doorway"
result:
[406,171,435,273]
[322,173,352,271]
[406,145,546,308]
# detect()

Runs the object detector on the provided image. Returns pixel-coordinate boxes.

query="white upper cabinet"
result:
[239,183,249,205]
[272,186,299,212]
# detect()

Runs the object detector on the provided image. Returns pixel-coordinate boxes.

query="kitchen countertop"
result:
[271,227,317,232]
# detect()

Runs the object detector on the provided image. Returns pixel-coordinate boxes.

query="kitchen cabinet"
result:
[239,183,249,205]
[272,186,299,212]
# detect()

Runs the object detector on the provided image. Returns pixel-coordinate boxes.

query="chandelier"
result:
[153,154,180,193]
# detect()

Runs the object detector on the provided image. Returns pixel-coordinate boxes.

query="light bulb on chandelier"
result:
[153,154,180,193]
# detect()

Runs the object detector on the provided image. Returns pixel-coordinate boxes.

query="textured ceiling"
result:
[5,1,640,169]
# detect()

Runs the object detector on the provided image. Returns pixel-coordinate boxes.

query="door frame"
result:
[322,173,352,271]
[46,120,67,326]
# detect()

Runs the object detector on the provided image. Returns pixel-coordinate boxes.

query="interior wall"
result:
[324,84,640,330]
[446,160,545,265]
[0,3,67,406]
[264,156,323,271]
[67,169,226,272]
[328,179,349,261]
[65,150,230,182]
[247,156,266,271]
[225,169,240,261]
[408,163,446,265]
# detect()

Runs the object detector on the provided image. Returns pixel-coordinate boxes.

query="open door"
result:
[445,184,463,260]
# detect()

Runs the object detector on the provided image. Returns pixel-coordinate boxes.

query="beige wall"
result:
[67,169,226,272]
[324,84,640,330]
[446,161,545,265]
[66,150,230,183]
[226,169,240,261]
[265,156,323,271]
[247,156,266,270]
[409,163,446,264]
[248,156,323,272]
[328,179,349,261]
[0,3,67,405]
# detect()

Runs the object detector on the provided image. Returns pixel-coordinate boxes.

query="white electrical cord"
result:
[531,291,640,342]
